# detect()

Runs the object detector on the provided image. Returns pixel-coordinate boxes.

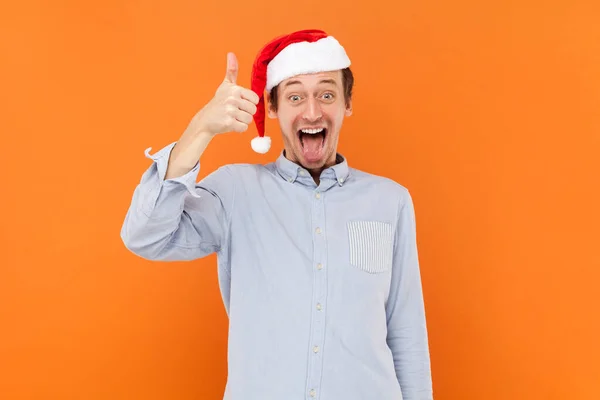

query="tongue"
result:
[302,134,324,160]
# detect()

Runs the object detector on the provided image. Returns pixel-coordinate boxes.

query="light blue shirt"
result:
[121,141,433,400]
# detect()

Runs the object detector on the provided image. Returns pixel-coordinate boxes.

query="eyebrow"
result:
[318,79,338,86]
[283,78,339,88]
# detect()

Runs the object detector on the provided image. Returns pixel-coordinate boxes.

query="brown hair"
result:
[268,67,354,112]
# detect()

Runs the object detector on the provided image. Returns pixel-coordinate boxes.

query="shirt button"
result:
[288,177,293,182]
[313,345,319,353]
[316,303,322,310]
[309,389,316,397]
[315,192,321,199]
[315,227,321,234]
[316,263,323,270]
[299,170,305,175]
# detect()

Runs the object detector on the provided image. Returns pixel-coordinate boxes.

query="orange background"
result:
[1,0,599,399]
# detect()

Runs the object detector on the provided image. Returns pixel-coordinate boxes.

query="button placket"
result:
[306,187,327,399]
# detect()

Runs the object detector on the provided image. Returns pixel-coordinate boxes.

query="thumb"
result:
[224,52,238,84]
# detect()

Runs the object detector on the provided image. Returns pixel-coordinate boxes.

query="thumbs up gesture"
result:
[192,53,260,136]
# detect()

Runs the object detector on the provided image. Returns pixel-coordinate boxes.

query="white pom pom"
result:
[251,136,271,154]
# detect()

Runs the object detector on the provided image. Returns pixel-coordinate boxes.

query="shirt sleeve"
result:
[386,190,434,400]
[120,141,235,262]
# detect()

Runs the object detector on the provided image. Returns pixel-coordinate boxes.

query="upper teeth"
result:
[301,128,324,134]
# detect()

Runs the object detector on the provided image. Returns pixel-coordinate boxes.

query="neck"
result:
[283,150,340,184]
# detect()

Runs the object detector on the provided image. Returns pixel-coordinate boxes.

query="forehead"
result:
[279,70,342,89]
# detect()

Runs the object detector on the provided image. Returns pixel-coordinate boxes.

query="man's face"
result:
[268,70,352,171]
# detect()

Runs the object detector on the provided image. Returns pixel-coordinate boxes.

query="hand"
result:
[166,53,260,179]
[190,52,260,137]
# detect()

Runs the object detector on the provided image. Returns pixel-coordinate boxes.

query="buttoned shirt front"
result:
[121,141,433,400]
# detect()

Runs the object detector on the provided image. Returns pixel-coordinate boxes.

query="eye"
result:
[322,92,335,100]
[289,95,302,102]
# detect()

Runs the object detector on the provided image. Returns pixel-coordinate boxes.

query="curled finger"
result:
[240,87,260,105]
[231,119,249,133]
[237,98,258,116]
[235,109,254,125]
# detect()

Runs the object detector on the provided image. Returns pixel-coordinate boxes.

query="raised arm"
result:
[120,53,259,261]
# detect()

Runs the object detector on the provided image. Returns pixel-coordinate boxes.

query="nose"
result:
[302,96,322,122]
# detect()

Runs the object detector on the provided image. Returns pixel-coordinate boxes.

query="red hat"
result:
[249,29,351,154]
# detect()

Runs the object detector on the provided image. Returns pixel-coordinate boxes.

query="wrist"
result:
[187,112,215,139]
[166,132,212,179]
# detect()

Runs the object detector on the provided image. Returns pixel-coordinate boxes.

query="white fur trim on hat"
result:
[266,36,351,91]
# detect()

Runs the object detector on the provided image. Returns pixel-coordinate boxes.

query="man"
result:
[121,29,433,400]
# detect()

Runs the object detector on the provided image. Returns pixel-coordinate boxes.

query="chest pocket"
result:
[347,220,394,274]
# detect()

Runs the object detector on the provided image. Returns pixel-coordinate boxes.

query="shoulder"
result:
[348,168,419,233]
[348,167,412,203]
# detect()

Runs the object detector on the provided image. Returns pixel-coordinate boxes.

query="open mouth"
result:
[298,127,327,150]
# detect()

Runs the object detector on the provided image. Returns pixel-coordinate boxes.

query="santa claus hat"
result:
[249,29,351,154]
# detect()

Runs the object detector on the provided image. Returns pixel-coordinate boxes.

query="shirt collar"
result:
[275,150,350,186]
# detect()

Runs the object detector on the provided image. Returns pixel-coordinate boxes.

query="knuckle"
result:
[225,104,237,114]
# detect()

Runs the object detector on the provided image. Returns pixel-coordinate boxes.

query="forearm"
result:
[387,311,433,399]
[166,125,214,180]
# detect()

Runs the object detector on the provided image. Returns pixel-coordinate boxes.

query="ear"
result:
[267,93,277,119]
[345,100,353,117]
[268,106,277,119]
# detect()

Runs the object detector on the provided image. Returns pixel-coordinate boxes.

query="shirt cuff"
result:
[144,142,201,199]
